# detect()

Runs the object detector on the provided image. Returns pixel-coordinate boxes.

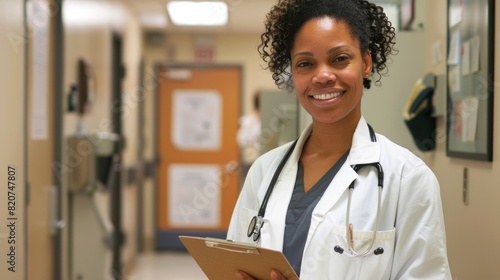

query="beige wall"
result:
[63,0,142,278]
[120,7,143,275]
[63,4,114,278]
[362,31,426,154]
[424,1,500,279]
[27,0,56,279]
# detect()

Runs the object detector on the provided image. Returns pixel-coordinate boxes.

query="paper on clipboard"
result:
[179,236,299,280]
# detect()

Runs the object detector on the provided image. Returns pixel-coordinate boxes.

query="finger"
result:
[235,271,255,280]
[270,269,286,280]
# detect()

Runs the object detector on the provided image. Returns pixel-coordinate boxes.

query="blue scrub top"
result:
[283,151,349,276]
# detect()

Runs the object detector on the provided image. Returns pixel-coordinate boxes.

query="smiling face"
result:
[290,17,372,126]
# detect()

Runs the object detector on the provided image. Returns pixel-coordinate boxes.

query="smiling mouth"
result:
[311,91,344,100]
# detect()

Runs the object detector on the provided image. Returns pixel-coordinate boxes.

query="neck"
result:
[306,116,360,157]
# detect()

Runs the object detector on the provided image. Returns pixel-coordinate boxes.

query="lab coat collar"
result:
[349,116,380,164]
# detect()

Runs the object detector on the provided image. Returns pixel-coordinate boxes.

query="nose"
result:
[312,66,336,85]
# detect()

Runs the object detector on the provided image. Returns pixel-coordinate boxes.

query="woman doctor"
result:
[228,0,452,279]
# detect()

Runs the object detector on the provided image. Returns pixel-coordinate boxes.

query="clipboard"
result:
[179,236,299,280]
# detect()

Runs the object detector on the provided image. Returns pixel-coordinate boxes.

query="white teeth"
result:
[312,92,343,100]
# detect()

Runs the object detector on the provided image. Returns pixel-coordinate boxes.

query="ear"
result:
[362,50,373,77]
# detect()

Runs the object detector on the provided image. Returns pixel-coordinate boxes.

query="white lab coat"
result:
[227,117,452,279]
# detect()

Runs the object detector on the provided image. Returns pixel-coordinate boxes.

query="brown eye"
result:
[297,61,313,68]
[333,55,349,62]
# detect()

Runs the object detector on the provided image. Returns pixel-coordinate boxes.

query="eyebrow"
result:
[292,45,353,60]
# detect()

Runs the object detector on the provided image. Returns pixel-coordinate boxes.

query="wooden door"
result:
[156,65,241,249]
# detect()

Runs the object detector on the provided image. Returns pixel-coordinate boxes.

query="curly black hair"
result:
[258,0,397,91]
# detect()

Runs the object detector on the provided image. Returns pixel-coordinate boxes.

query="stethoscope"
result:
[247,124,385,258]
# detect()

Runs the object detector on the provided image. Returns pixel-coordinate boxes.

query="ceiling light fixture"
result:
[167,1,228,26]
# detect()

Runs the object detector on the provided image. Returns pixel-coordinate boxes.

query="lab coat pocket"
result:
[352,227,396,279]
[302,224,396,280]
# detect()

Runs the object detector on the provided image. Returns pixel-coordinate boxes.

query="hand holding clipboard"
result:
[179,236,299,280]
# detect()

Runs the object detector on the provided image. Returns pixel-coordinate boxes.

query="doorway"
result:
[155,64,242,249]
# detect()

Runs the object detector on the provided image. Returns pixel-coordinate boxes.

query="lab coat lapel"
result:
[317,117,380,211]
[306,117,380,247]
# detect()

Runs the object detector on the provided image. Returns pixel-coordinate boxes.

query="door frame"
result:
[110,31,125,279]
[152,62,243,249]
[52,0,64,279]
[136,58,145,253]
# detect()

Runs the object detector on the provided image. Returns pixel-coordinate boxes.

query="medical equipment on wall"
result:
[66,132,119,280]
[403,76,436,152]
[247,124,385,258]
[67,132,119,193]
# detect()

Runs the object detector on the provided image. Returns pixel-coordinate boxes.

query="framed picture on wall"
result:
[446,0,494,161]
[400,0,415,30]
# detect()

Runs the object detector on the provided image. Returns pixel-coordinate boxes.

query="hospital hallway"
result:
[128,251,206,280]
[2,0,500,279]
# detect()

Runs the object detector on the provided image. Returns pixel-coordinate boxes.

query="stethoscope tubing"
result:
[341,184,384,257]
[257,139,299,218]
[248,138,299,241]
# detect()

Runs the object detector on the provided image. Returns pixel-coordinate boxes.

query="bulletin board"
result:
[446,0,494,161]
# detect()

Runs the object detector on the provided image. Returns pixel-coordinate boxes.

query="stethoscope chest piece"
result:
[247,216,264,241]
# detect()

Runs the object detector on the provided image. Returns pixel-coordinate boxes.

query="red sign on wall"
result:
[195,45,214,63]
